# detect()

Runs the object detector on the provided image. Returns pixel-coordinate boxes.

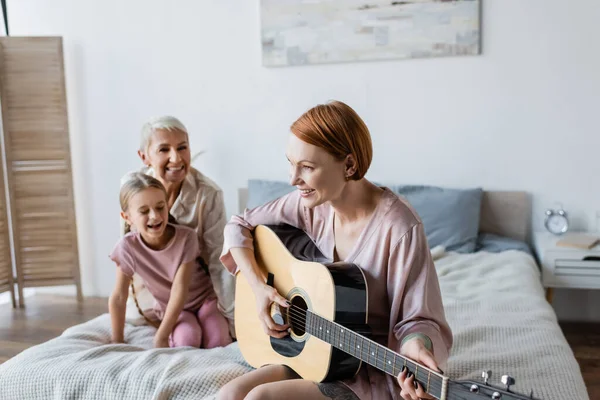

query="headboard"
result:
[479,191,531,243]
[237,188,531,244]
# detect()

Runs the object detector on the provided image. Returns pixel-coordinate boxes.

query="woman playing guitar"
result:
[217,100,452,400]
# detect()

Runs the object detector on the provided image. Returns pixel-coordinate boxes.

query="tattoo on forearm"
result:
[316,382,359,400]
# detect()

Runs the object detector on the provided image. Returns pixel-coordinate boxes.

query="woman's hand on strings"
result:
[397,337,439,400]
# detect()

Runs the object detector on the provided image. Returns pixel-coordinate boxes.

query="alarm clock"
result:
[544,207,569,235]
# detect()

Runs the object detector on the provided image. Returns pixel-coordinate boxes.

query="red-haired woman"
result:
[218,101,452,400]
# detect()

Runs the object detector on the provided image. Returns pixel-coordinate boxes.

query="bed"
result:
[0,183,589,400]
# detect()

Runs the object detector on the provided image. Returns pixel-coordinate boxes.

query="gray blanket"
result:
[0,250,589,400]
[0,314,252,399]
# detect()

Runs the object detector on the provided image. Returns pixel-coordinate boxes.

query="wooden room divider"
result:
[0,37,81,307]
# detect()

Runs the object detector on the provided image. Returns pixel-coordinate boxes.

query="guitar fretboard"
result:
[295,308,447,400]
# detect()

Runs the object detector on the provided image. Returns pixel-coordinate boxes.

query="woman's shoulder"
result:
[119,166,158,187]
[120,167,149,186]
[186,167,223,196]
[378,187,423,238]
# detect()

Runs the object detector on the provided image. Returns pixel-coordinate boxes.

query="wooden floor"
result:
[0,294,107,364]
[0,295,599,399]
[559,322,600,400]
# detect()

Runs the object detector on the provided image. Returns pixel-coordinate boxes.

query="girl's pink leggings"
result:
[168,297,232,349]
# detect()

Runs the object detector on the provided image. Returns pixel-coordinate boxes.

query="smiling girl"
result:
[109,173,232,349]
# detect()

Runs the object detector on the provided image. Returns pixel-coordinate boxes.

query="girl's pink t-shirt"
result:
[110,224,214,318]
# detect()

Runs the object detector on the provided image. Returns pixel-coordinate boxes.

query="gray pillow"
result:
[247,179,295,209]
[387,185,483,253]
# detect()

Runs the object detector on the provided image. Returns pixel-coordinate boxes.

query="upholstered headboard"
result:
[479,191,531,243]
[237,188,531,244]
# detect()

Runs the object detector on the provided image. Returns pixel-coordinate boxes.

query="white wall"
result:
[8,0,600,320]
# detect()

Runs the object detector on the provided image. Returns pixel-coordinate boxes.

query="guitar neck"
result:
[305,310,447,400]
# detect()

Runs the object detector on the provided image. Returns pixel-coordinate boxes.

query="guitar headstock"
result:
[448,370,542,400]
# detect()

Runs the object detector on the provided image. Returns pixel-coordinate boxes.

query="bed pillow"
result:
[247,179,295,209]
[387,185,483,253]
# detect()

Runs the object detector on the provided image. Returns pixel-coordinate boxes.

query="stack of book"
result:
[556,233,600,250]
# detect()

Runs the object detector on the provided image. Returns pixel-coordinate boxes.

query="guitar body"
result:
[235,224,369,382]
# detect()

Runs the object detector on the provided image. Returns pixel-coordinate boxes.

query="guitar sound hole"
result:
[288,296,308,336]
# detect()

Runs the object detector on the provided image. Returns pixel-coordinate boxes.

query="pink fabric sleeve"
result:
[109,239,136,278]
[387,223,453,369]
[220,190,307,274]
[182,229,201,265]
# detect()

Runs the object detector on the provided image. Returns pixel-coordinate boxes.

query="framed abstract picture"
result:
[260,0,481,67]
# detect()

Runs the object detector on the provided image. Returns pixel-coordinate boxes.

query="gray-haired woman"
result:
[120,116,235,337]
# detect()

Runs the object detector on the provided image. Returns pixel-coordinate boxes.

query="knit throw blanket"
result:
[0,250,589,400]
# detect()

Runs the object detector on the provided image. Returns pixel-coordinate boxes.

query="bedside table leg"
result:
[545,288,554,303]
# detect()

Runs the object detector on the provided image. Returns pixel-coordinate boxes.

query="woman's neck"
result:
[329,179,383,225]
[161,180,183,209]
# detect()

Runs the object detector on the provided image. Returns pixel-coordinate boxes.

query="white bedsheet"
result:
[435,249,589,400]
[0,250,589,400]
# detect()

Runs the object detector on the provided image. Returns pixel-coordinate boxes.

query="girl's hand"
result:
[397,337,439,400]
[252,283,290,339]
[153,333,170,348]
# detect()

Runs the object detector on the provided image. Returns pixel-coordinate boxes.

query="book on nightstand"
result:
[556,233,600,249]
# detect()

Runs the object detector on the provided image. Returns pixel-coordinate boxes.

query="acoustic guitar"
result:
[235,224,541,400]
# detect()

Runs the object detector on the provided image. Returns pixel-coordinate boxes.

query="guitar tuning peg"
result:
[481,370,492,385]
[501,375,515,391]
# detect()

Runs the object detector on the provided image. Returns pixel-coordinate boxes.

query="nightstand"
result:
[533,231,600,302]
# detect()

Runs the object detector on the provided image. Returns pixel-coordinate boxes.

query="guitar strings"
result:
[283,307,444,395]
[284,305,432,374]
[283,307,444,394]
[280,304,444,393]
